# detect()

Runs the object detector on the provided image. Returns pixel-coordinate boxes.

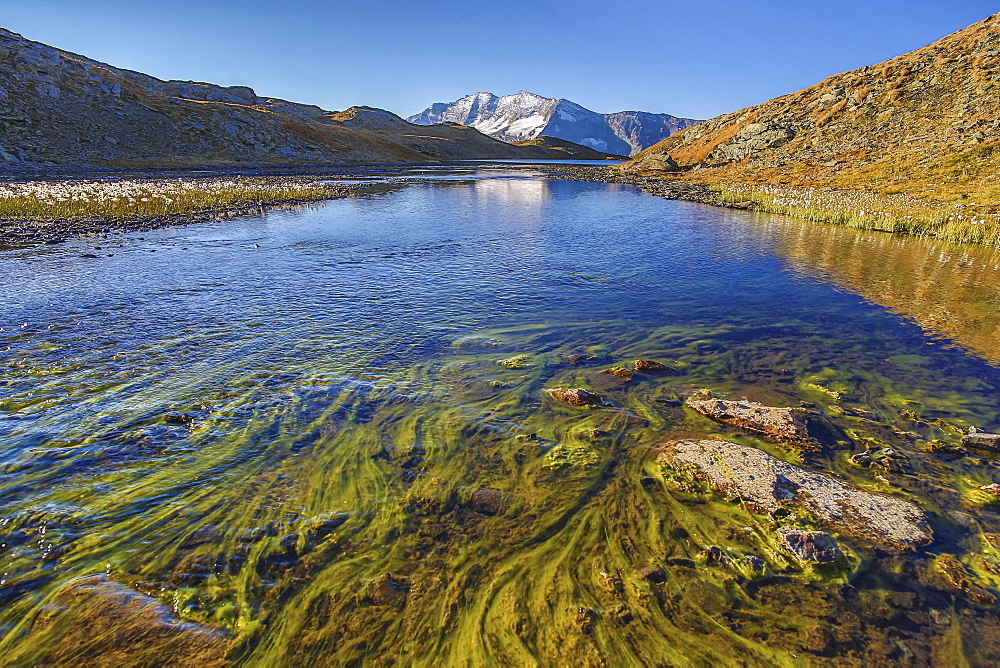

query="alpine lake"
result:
[3,164,1000,666]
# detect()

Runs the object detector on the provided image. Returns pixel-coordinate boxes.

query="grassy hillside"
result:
[620,13,1000,245]
[0,29,617,171]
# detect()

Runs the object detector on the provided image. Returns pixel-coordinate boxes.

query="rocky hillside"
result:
[622,13,1000,208]
[0,29,616,171]
[408,91,700,155]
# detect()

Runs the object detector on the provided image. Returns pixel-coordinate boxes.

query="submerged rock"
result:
[962,431,1000,451]
[636,565,667,584]
[25,575,229,665]
[550,388,602,407]
[586,369,630,390]
[934,554,995,604]
[468,487,504,515]
[601,366,633,381]
[634,359,677,374]
[366,572,409,605]
[563,350,597,365]
[687,396,816,447]
[658,439,932,551]
[777,527,844,563]
[163,412,196,426]
[496,354,532,369]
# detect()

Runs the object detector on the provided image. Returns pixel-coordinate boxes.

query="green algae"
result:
[6,181,1000,665]
[3,313,1000,665]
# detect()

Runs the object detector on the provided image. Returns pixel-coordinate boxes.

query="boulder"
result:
[620,151,680,172]
[686,396,815,447]
[550,388,602,407]
[962,431,1000,451]
[658,439,932,551]
[468,487,503,515]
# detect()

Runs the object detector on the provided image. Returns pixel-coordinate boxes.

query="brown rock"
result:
[636,565,667,584]
[21,576,229,666]
[563,350,597,365]
[777,527,844,563]
[634,359,677,373]
[686,396,816,447]
[981,483,1000,496]
[963,432,1000,451]
[469,487,503,515]
[601,366,633,381]
[550,388,602,407]
[935,554,995,604]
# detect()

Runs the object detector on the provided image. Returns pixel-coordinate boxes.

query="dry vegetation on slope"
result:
[0,29,615,171]
[622,13,1000,245]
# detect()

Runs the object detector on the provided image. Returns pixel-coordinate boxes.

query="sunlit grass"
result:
[714,183,1000,246]
[0,178,334,220]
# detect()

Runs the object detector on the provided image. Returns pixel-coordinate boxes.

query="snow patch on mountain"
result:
[408,91,701,155]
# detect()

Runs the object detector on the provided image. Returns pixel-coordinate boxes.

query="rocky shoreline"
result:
[0,175,382,246]
[537,164,750,209]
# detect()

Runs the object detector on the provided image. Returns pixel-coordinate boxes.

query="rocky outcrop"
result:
[707,121,795,164]
[408,91,701,155]
[657,439,932,550]
[686,396,815,446]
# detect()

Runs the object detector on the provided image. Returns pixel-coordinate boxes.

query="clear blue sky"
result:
[1,1,995,120]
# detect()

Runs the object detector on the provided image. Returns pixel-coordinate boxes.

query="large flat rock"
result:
[687,397,817,447]
[658,439,932,551]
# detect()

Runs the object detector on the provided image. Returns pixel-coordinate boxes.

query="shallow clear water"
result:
[2,169,1000,665]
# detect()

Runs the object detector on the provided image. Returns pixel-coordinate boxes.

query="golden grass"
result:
[0,179,334,221]
[714,182,1000,246]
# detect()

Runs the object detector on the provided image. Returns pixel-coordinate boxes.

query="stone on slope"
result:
[657,439,932,551]
[687,396,815,447]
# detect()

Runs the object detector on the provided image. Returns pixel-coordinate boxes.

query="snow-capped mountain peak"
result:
[407,91,701,155]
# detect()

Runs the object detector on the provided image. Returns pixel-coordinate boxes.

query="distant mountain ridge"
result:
[0,29,620,170]
[408,92,701,156]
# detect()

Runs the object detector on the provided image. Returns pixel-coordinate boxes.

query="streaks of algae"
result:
[3,320,1000,665]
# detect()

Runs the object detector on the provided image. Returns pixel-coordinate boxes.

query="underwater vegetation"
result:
[2,174,1000,665]
[2,317,1000,665]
